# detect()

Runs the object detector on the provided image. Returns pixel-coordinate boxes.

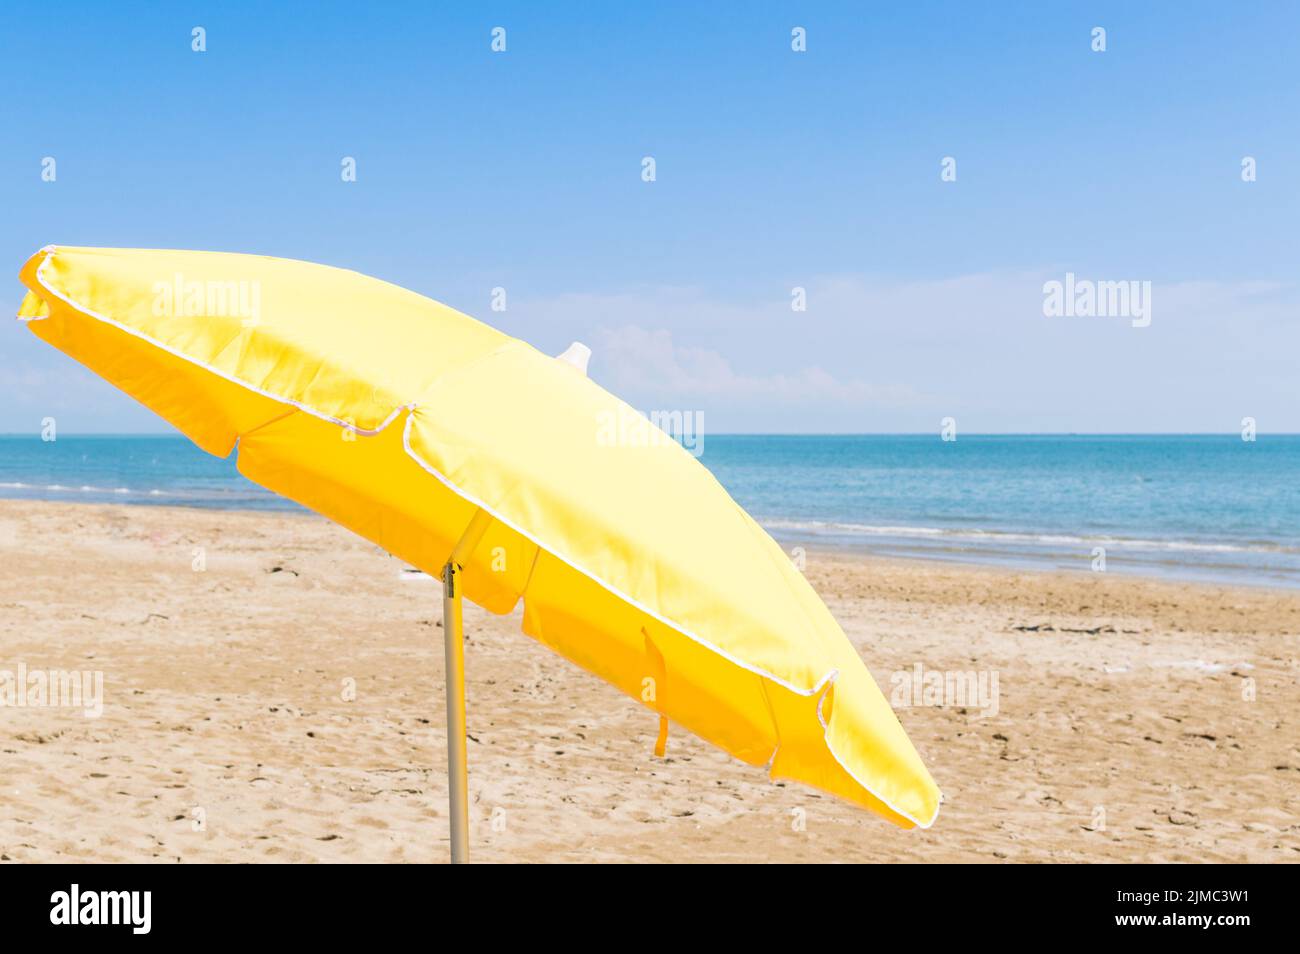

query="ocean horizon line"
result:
[4,431,1300,439]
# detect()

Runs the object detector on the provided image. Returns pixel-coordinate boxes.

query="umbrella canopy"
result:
[16,245,940,831]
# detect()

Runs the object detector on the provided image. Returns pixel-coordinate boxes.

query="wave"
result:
[0,480,269,503]
[1,480,177,496]
[761,518,1299,556]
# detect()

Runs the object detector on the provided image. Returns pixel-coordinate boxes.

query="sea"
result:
[2,434,1297,588]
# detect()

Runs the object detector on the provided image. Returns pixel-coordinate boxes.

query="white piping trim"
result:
[16,245,54,321]
[18,244,939,829]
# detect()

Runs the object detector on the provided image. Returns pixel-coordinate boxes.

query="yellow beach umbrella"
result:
[16,245,940,858]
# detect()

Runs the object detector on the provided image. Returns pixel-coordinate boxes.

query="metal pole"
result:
[441,508,492,865]
[442,558,469,864]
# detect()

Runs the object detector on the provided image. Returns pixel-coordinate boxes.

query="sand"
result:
[0,499,1296,863]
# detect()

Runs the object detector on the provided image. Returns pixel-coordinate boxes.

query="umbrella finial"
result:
[556,341,591,376]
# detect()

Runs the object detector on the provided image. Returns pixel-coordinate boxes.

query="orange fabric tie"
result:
[643,629,668,757]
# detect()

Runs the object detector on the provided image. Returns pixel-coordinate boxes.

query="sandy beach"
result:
[1,498,1296,863]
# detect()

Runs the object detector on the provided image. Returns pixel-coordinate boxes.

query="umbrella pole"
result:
[441,508,493,864]
[442,558,469,864]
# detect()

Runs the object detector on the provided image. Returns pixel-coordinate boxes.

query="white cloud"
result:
[512,270,1300,432]
[590,324,923,406]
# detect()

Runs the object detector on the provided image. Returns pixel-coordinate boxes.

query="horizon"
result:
[6,430,1300,439]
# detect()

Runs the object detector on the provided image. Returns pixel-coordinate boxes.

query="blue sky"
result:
[1,1,1297,433]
